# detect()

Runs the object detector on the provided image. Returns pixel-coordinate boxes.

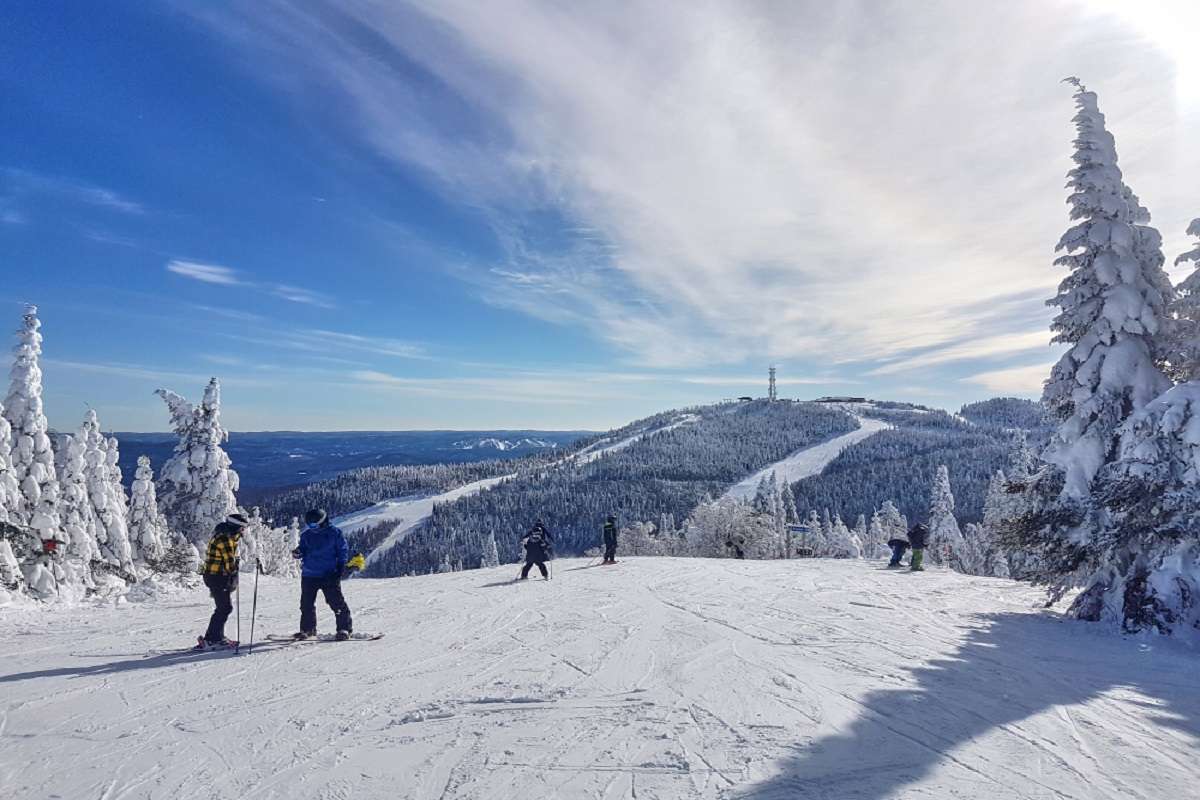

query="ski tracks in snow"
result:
[1,559,1198,799]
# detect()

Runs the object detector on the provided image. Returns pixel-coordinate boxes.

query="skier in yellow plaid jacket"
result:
[199,513,250,647]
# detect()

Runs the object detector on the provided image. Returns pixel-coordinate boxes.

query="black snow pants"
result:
[521,557,548,579]
[204,573,236,643]
[299,575,353,633]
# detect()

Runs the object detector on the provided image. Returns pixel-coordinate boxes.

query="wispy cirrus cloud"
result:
[2,167,145,215]
[184,1,1199,379]
[961,362,1055,396]
[167,260,243,286]
[166,260,336,308]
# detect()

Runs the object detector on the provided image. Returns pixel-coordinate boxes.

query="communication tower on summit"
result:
[768,365,777,402]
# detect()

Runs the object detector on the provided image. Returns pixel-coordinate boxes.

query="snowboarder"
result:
[199,512,251,648]
[886,537,910,568]
[907,523,928,572]
[520,521,553,580]
[291,509,353,640]
[602,515,618,564]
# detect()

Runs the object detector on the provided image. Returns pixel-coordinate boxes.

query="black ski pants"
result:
[603,536,617,563]
[521,557,548,579]
[203,573,236,643]
[299,575,352,633]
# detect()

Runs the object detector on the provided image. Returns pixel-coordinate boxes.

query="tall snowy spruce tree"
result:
[927,465,965,567]
[0,402,24,594]
[1040,80,1172,498]
[81,411,134,575]
[155,379,240,546]
[1004,81,1182,632]
[127,455,169,566]
[55,431,99,587]
[3,305,65,596]
[1073,219,1200,634]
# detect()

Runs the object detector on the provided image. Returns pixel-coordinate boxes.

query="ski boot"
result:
[335,630,351,642]
[293,631,316,641]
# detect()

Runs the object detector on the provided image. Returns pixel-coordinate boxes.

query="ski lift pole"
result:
[247,558,263,655]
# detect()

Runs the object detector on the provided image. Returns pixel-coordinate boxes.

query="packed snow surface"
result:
[723,415,890,501]
[2,558,1196,799]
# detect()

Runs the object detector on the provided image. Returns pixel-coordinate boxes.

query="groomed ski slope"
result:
[339,414,702,561]
[723,414,890,501]
[2,559,1196,800]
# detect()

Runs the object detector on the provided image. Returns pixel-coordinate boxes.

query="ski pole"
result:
[247,558,263,655]
[235,572,241,655]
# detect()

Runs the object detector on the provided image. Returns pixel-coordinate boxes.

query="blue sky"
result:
[3,1,1198,432]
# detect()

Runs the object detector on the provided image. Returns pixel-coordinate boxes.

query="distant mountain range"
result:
[112,430,593,491]
[451,437,561,451]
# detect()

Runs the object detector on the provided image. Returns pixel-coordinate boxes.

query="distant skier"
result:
[907,523,928,572]
[520,521,554,580]
[199,512,251,648]
[602,516,618,565]
[291,509,353,640]
[886,536,910,568]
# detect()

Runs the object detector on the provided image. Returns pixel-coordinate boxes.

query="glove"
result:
[228,574,239,591]
[291,547,302,559]
[340,553,365,579]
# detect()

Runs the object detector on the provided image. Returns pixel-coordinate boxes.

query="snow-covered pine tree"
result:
[803,509,826,555]
[81,411,133,574]
[825,514,861,559]
[780,479,798,524]
[3,305,65,594]
[879,500,907,543]
[55,432,99,585]
[127,456,169,567]
[155,379,240,545]
[927,465,965,568]
[0,401,27,594]
[481,532,500,568]
[1008,431,1037,483]
[867,509,887,560]
[1164,218,1200,381]
[1082,384,1200,633]
[1041,80,1173,499]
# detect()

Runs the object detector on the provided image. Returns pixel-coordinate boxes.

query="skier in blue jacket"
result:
[292,509,353,640]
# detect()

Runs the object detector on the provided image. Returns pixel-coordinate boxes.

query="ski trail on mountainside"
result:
[2,559,1195,800]
[348,414,701,563]
[723,414,890,501]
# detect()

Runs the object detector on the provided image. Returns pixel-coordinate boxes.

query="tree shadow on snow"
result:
[0,640,293,684]
[737,612,1199,799]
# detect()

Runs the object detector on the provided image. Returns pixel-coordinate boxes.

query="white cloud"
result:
[271,284,337,308]
[167,260,243,285]
[962,362,1054,395]
[2,168,144,214]
[868,331,1052,375]
[187,1,1200,371]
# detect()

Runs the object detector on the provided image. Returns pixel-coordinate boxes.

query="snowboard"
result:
[266,633,384,643]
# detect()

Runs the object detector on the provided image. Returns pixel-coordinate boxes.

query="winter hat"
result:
[305,509,328,526]
[227,512,250,529]
[910,523,928,534]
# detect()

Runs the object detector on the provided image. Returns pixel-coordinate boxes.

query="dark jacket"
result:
[297,522,350,578]
[603,520,617,545]
[908,526,928,549]
[887,538,910,552]
[522,525,554,561]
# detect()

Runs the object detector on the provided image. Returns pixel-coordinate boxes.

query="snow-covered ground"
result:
[723,415,890,501]
[340,414,702,559]
[2,558,1195,799]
